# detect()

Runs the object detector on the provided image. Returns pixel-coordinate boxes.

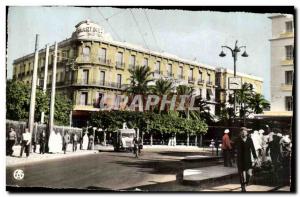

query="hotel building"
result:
[12,19,263,127]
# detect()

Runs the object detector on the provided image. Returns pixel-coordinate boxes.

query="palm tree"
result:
[176,85,194,118]
[176,85,194,96]
[151,79,174,95]
[249,93,270,114]
[236,83,253,118]
[126,66,153,95]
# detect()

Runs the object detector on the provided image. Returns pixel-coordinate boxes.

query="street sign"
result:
[228,77,242,90]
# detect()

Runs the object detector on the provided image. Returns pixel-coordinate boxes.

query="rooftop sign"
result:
[73,19,105,41]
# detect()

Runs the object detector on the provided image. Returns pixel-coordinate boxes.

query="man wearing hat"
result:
[235,127,258,192]
[222,129,232,167]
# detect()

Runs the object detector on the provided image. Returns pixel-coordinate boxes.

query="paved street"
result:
[6,146,289,192]
[7,147,217,191]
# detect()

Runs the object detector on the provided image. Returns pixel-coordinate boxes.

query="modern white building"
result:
[267,14,294,116]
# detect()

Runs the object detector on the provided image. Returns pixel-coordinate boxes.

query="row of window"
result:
[82,47,213,80]
[80,68,211,87]
[81,69,122,86]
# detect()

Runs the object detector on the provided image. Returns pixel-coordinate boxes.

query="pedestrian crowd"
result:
[6,127,95,157]
[221,126,292,191]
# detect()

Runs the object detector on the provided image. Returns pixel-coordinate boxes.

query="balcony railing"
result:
[198,79,205,84]
[166,72,174,78]
[98,58,112,67]
[128,64,136,70]
[177,74,185,80]
[115,62,125,69]
[188,77,195,83]
[154,69,161,74]
[153,72,162,79]
[206,81,213,86]
[72,80,128,90]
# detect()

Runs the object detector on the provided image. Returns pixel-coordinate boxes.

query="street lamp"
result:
[219,40,249,121]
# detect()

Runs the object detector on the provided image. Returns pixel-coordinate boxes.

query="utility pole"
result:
[28,34,39,154]
[41,44,49,124]
[48,42,58,134]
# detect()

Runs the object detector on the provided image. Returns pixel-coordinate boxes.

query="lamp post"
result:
[219,40,248,121]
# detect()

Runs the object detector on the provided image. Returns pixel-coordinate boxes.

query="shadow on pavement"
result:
[156,151,213,157]
[113,159,184,175]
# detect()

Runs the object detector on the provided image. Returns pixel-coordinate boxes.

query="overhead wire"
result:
[96,8,122,41]
[129,9,150,50]
[143,9,161,52]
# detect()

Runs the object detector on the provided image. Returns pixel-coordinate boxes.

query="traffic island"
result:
[181,165,238,186]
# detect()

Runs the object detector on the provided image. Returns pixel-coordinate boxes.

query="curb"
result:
[182,172,239,186]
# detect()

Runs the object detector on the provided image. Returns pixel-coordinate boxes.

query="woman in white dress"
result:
[82,132,89,150]
[48,130,56,153]
[56,132,63,153]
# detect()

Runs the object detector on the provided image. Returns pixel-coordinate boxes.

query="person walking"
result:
[39,130,46,154]
[88,134,94,150]
[266,132,281,169]
[72,133,78,152]
[222,129,232,167]
[251,130,262,167]
[63,131,70,154]
[7,128,17,156]
[280,134,292,185]
[20,128,31,157]
[133,137,139,158]
[235,127,258,192]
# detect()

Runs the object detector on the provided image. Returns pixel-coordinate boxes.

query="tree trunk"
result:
[187,133,189,146]
[199,134,203,147]
[174,133,177,146]
[141,131,144,145]
[137,128,139,139]
[103,131,106,146]
[150,133,153,146]
[195,135,198,146]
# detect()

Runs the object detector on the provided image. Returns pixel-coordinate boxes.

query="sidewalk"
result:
[6,145,98,167]
[180,165,290,192]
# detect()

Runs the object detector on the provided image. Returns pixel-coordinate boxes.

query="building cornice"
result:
[13,38,73,64]
[216,67,263,82]
[269,36,294,41]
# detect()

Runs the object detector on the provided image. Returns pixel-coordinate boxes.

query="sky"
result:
[7,6,273,99]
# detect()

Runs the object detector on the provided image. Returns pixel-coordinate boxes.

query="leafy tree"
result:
[6,80,48,122]
[90,110,208,137]
[6,80,30,120]
[6,79,72,126]
[53,93,73,126]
